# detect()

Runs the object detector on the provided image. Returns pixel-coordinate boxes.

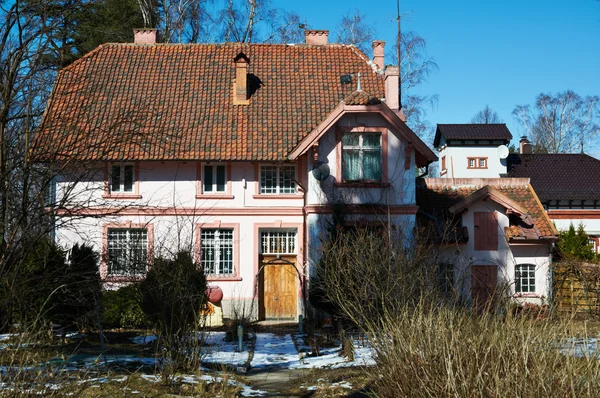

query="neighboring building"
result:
[433,124,512,178]
[33,29,437,320]
[417,178,557,306]
[506,137,600,253]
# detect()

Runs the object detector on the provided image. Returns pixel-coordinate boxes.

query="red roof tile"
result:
[33,43,386,161]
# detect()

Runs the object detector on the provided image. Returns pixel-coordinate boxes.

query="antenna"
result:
[397,0,401,109]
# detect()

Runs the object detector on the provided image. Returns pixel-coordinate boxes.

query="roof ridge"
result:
[59,44,107,73]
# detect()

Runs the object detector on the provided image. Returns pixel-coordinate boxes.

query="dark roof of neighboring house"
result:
[506,153,600,201]
[417,178,557,240]
[32,43,401,162]
[433,124,513,147]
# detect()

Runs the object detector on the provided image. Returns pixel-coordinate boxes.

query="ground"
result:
[0,324,376,397]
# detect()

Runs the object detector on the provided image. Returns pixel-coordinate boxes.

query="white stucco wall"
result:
[441,200,552,305]
[439,146,508,179]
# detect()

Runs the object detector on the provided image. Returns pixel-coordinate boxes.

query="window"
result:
[467,157,487,169]
[200,229,234,276]
[342,132,382,181]
[441,156,447,171]
[261,231,297,255]
[438,263,454,294]
[515,264,536,293]
[203,164,226,193]
[474,212,498,251]
[107,228,148,276]
[260,165,296,194]
[110,164,134,192]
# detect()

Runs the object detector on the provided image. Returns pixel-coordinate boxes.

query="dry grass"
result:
[367,303,600,398]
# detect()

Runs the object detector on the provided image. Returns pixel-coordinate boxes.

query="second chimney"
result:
[372,40,385,69]
[305,30,329,45]
[520,136,532,154]
[233,53,250,105]
[133,28,157,44]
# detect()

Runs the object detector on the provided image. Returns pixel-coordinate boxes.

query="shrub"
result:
[101,284,149,329]
[140,251,207,372]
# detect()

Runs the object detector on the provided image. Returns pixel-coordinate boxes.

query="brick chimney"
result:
[133,28,157,44]
[233,53,250,105]
[372,40,385,69]
[520,136,532,154]
[305,30,329,45]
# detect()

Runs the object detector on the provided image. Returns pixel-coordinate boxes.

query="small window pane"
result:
[204,165,213,192]
[123,165,134,192]
[111,165,121,192]
[342,134,359,146]
[479,159,486,168]
[362,133,380,147]
[216,166,226,192]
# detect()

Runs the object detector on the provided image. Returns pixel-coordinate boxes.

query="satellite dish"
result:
[497,145,509,159]
[311,161,330,181]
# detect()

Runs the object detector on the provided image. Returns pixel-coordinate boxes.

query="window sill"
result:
[102,194,143,200]
[252,194,303,199]
[103,275,145,283]
[334,181,390,188]
[196,194,235,200]
[206,276,242,282]
[513,293,542,299]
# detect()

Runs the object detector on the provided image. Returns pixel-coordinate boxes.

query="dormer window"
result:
[342,132,382,181]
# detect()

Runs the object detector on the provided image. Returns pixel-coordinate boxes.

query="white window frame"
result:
[260,230,298,255]
[341,132,383,182]
[200,228,235,276]
[260,164,297,194]
[515,264,536,293]
[203,163,227,193]
[106,228,148,276]
[110,163,135,193]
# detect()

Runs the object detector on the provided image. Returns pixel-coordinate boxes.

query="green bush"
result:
[140,251,207,372]
[101,284,149,329]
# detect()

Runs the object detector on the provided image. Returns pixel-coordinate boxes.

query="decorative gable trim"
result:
[287,101,437,167]
[448,186,528,215]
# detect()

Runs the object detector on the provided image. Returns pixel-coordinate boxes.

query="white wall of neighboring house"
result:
[441,200,551,305]
[439,145,508,179]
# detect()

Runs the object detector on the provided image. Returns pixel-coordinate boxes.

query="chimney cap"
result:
[372,40,386,48]
[133,28,157,44]
[305,30,329,45]
[234,52,250,64]
[520,136,529,142]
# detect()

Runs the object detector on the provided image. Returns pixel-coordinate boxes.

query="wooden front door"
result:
[260,256,297,320]
[471,265,498,311]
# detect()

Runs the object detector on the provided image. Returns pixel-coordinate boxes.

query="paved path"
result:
[251,333,299,369]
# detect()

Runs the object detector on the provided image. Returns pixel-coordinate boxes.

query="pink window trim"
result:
[103,162,142,199]
[101,222,154,282]
[195,221,241,281]
[253,221,305,299]
[335,126,388,185]
[196,162,234,199]
[254,159,304,197]
[467,157,488,169]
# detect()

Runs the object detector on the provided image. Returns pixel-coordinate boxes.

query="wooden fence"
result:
[553,262,600,315]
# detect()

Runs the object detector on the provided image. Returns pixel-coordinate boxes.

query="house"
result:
[417,178,557,306]
[506,137,600,253]
[426,124,557,306]
[434,124,512,178]
[33,29,437,320]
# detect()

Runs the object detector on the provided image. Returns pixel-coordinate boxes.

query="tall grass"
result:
[368,303,600,397]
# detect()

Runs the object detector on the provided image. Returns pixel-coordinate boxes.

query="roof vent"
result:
[233,52,250,105]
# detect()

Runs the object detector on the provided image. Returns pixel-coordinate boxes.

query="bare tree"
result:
[333,9,374,54]
[471,105,503,124]
[513,91,600,154]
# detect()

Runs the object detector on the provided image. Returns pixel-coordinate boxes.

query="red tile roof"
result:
[33,43,388,162]
[434,124,512,147]
[417,178,557,240]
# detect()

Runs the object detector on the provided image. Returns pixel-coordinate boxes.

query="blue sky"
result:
[273,0,600,152]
